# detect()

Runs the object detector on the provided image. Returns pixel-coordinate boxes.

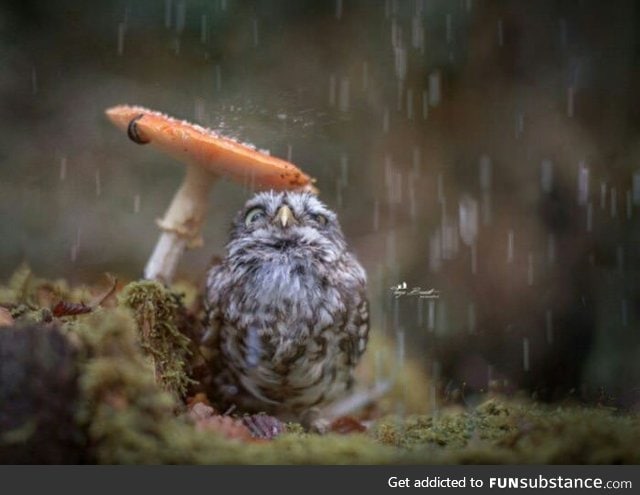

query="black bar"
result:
[3,465,638,495]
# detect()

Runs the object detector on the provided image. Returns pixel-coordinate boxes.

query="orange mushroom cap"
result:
[105,105,317,192]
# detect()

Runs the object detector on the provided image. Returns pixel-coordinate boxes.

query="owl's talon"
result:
[300,408,330,434]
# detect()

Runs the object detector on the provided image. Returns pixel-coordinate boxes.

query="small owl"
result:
[202,191,368,421]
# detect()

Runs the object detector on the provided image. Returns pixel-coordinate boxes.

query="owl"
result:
[202,191,368,422]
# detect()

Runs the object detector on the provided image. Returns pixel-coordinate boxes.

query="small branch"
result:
[90,273,119,308]
[321,380,394,420]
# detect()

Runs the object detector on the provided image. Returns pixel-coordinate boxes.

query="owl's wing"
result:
[341,295,369,371]
[201,264,224,347]
[352,297,370,362]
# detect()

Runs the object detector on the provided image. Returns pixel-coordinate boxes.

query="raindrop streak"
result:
[428,72,441,107]
[394,45,407,82]
[373,199,380,231]
[617,245,624,272]
[566,86,575,118]
[633,171,640,205]
[95,170,101,197]
[338,77,350,112]
[430,382,438,416]
[547,234,556,264]
[408,177,417,221]
[412,146,421,175]
[176,1,186,34]
[458,195,479,246]
[441,217,459,260]
[194,97,205,122]
[497,19,504,47]
[392,297,399,331]
[133,194,141,214]
[515,112,524,139]
[374,350,384,388]
[382,107,390,133]
[251,18,259,47]
[396,329,405,372]
[586,202,593,232]
[545,309,553,344]
[626,190,632,219]
[610,187,617,218]
[362,62,369,91]
[70,227,81,262]
[621,299,628,327]
[437,301,448,335]
[577,162,589,205]
[437,173,445,204]
[445,14,453,44]
[214,65,222,91]
[470,243,477,275]
[412,15,424,52]
[479,154,492,190]
[541,159,553,193]
[117,23,126,55]
[465,0,473,13]
[165,0,172,28]
[385,155,402,204]
[328,74,336,107]
[559,18,567,50]
[286,144,293,162]
[200,14,207,43]
[406,88,414,120]
[59,157,67,181]
[527,252,534,286]
[417,298,424,326]
[386,230,397,269]
[600,182,607,210]
[31,66,37,94]
[506,230,514,263]
[422,89,429,119]
[390,17,398,46]
[522,338,530,372]
[482,191,492,225]
[467,303,476,334]
[335,0,343,20]
[427,299,435,331]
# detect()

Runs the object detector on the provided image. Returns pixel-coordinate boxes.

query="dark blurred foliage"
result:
[1,0,639,408]
[0,324,84,463]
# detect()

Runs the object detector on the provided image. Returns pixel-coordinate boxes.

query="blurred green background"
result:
[1,0,639,409]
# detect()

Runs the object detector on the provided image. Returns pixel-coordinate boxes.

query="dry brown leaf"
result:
[0,307,14,327]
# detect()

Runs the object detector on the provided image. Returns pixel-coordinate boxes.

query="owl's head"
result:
[226,191,348,263]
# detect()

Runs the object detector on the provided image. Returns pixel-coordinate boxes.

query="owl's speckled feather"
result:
[203,191,368,419]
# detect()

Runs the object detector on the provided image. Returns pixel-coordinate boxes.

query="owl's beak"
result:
[275,205,296,228]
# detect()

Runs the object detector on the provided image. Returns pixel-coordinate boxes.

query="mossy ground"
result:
[1,267,639,464]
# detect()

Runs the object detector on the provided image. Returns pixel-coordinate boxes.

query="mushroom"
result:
[105,105,317,283]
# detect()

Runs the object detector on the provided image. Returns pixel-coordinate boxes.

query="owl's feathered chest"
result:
[205,250,368,415]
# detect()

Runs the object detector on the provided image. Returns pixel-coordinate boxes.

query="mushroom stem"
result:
[144,165,218,283]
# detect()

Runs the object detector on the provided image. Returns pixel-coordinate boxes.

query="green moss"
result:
[2,270,640,464]
[118,281,195,398]
[372,400,640,464]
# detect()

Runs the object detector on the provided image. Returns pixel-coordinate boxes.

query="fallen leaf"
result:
[329,416,367,434]
[0,307,14,327]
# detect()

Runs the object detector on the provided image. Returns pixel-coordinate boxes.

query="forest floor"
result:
[1,265,639,464]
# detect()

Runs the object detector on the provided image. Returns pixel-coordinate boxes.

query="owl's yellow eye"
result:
[245,207,266,226]
[314,214,328,226]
